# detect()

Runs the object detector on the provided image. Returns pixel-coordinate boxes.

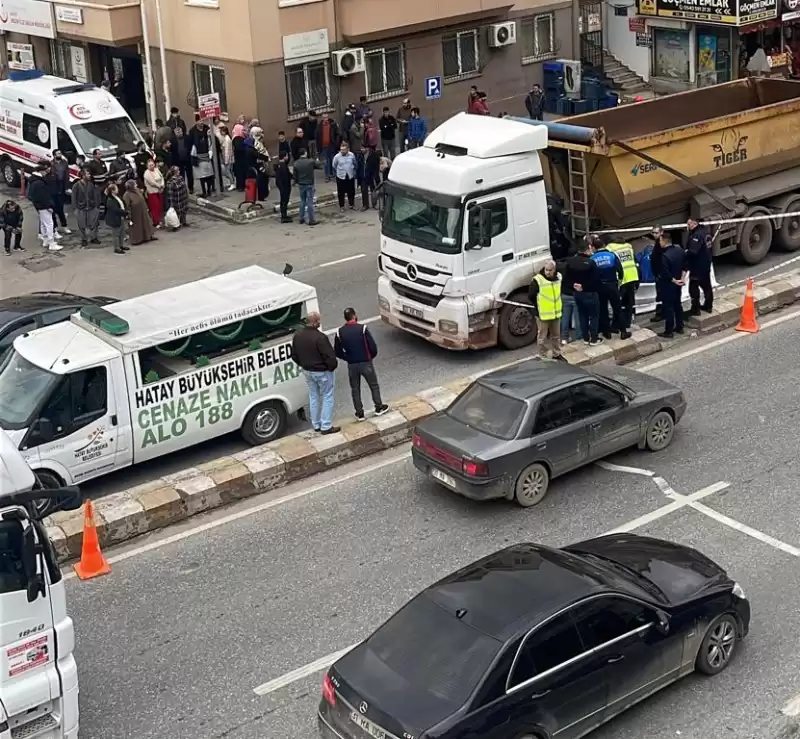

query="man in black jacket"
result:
[378,107,397,159]
[564,240,602,345]
[334,308,389,421]
[26,168,60,251]
[656,232,688,338]
[685,218,714,315]
[291,312,340,434]
[274,151,293,223]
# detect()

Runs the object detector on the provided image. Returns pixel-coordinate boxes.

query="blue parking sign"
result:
[425,76,442,100]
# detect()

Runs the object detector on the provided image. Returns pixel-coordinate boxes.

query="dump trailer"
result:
[541,76,800,264]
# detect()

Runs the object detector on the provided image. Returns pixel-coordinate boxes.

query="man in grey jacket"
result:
[72,168,101,246]
[292,147,317,226]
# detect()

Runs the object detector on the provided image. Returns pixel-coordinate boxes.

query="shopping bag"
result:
[164,207,180,229]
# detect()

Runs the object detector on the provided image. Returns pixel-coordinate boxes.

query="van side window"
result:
[22,114,51,149]
[57,128,78,161]
[35,367,108,442]
[468,198,508,239]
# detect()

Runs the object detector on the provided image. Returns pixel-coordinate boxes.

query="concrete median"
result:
[44,268,800,563]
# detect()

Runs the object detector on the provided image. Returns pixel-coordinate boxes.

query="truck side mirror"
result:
[20,523,44,602]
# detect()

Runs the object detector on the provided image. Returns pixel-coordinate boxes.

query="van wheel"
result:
[241,401,288,445]
[2,161,20,188]
[498,294,537,349]
[33,471,64,519]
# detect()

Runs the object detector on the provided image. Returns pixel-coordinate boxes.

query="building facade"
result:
[0,0,577,136]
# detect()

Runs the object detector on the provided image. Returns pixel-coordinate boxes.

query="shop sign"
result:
[198,92,221,119]
[282,28,329,62]
[70,45,87,83]
[55,5,82,23]
[6,41,34,70]
[782,0,800,20]
[629,16,646,30]
[636,31,654,46]
[0,0,55,39]
[636,0,777,23]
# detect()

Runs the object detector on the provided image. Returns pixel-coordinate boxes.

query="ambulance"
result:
[0,69,144,187]
[0,266,315,488]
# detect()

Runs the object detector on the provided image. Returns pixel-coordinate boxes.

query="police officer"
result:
[607,237,640,340]
[589,235,624,339]
[685,218,714,315]
[656,231,689,338]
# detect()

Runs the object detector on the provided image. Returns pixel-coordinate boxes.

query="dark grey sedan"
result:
[412,360,686,507]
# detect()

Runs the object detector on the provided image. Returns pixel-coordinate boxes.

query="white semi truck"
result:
[0,430,81,739]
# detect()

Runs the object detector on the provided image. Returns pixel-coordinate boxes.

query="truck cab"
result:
[377,113,554,351]
[0,430,81,739]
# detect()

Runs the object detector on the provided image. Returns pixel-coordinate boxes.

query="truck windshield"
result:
[382,187,462,254]
[0,350,58,430]
[71,116,142,156]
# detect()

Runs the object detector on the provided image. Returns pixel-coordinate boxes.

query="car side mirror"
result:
[654,610,670,635]
[32,418,54,443]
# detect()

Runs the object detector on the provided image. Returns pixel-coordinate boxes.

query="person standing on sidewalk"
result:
[379,107,397,159]
[143,158,165,228]
[656,231,688,339]
[49,151,71,236]
[406,108,427,149]
[316,113,339,182]
[72,169,101,246]
[357,145,380,211]
[528,260,565,360]
[332,141,357,211]
[685,218,714,315]
[334,308,389,420]
[606,237,639,339]
[589,235,624,339]
[26,167,60,252]
[274,151,293,223]
[1,200,24,254]
[104,182,129,255]
[396,98,412,153]
[565,240,602,345]
[290,312,340,435]
[293,148,317,226]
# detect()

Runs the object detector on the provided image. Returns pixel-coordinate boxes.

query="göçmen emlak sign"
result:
[637,0,777,25]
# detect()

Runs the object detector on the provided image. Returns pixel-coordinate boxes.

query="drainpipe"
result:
[139,0,157,128]
[153,0,171,114]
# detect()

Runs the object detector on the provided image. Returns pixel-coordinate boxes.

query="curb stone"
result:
[45,268,800,563]
[188,192,339,224]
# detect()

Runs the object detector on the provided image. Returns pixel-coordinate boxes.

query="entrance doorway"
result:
[92,44,146,124]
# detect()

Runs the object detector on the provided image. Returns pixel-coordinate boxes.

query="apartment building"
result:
[0,0,580,136]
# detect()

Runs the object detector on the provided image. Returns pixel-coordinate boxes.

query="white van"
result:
[0,70,144,187]
[0,266,315,488]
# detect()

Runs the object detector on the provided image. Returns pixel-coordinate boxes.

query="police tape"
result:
[591,209,800,236]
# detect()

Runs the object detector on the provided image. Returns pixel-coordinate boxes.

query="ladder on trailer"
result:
[567,150,590,238]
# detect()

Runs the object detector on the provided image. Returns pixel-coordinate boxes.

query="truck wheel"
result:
[498,294,537,350]
[775,198,800,252]
[737,209,773,265]
[241,400,288,445]
[2,160,20,188]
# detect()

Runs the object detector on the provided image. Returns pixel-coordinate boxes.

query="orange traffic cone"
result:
[735,277,759,334]
[73,500,111,580]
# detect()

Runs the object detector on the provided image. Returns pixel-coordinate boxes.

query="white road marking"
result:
[688,501,800,558]
[782,692,800,717]
[323,315,380,336]
[295,254,367,275]
[62,451,412,581]
[595,461,654,477]
[253,643,361,696]
[640,307,800,372]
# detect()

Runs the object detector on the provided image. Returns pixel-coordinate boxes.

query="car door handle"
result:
[607,654,625,663]
[111,414,118,426]
[590,422,601,429]
[536,442,547,450]
[502,252,513,262]
[531,689,551,698]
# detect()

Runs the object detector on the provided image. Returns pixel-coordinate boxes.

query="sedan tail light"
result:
[322,673,336,706]
[462,459,489,477]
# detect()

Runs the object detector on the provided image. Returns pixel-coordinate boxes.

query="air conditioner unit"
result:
[331,48,365,76]
[560,59,582,99]
[488,21,517,48]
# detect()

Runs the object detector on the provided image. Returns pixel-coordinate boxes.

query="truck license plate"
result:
[349,711,387,739]
[431,468,456,488]
[401,304,424,319]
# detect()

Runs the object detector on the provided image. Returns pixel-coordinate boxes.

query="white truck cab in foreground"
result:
[378,113,554,351]
[0,430,81,739]
[0,266,315,489]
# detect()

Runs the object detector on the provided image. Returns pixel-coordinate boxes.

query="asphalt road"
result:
[64,310,800,739]
[6,193,800,495]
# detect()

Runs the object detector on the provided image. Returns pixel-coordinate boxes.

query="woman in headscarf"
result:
[190,120,215,197]
[244,125,270,201]
[165,166,189,230]
[123,179,156,245]
[232,121,248,192]
[143,157,165,227]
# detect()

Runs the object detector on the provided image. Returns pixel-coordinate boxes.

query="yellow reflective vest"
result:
[607,242,639,286]
[534,273,563,320]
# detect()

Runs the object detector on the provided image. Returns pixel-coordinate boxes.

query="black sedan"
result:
[412,359,686,507]
[318,534,749,739]
[0,292,116,359]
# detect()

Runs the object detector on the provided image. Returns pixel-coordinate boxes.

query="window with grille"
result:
[193,63,228,113]
[365,45,406,98]
[442,29,479,79]
[521,14,556,63]
[285,60,332,116]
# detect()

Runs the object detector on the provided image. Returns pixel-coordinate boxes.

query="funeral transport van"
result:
[0,266,315,487]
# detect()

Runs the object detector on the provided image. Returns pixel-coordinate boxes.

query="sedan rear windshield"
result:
[365,596,501,713]
[448,383,526,439]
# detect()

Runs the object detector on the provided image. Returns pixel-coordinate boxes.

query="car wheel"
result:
[514,463,550,507]
[696,614,739,675]
[645,410,674,451]
[241,400,288,445]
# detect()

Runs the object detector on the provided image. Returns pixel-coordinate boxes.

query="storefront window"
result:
[653,28,691,81]
[697,27,733,86]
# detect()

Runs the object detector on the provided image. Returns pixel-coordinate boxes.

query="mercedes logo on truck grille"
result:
[359,701,368,714]
[407,264,418,281]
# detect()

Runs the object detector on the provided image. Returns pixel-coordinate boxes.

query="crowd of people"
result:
[528,220,715,358]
